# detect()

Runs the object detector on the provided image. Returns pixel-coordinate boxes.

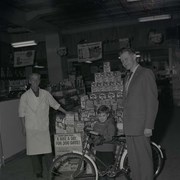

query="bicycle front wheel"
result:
[49,152,98,180]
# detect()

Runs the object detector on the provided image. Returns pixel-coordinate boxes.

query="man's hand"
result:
[144,128,152,137]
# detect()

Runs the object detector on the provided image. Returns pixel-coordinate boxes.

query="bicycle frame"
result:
[50,128,164,180]
[81,132,112,175]
[71,129,164,179]
[72,150,99,180]
[72,147,125,178]
[72,131,128,178]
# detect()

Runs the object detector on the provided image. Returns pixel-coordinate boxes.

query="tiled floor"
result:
[0,154,50,180]
[0,105,180,180]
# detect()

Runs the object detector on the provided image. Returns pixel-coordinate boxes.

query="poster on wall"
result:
[77,41,102,62]
[14,50,35,67]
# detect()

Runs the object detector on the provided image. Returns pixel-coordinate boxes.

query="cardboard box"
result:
[75,121,85,133]
[103,62,111,72]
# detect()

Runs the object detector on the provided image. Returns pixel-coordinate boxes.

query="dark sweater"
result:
[93,116,116,152]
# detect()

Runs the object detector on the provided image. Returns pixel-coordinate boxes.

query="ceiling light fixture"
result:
[34,62,45,69]
[11,40,37,48]
[85,61,92,64]
[127,0,140,2]
[34,65,45,69]
[138,14,171,22]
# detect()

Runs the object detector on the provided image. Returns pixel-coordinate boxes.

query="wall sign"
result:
[57,47,67,56]
[14,50,35,67]
[77,41,102,62]
[148,31,164,44]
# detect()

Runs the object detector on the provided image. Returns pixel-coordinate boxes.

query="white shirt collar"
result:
[131,64,139,73]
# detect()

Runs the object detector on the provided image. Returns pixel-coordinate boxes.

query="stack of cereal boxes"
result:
[80,62,124,133]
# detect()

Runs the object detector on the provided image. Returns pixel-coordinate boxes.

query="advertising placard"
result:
[54,133,82,156]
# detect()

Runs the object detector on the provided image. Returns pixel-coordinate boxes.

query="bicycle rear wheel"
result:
[49,152,98,180]
[120,142,164,177]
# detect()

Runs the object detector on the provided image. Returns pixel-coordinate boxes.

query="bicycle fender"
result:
[151,142,164,159]
[120,149,127,170]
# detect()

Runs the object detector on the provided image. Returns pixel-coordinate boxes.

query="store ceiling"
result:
[0,0,180,34]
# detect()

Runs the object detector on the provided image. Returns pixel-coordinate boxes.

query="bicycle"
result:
[49,128,164,180]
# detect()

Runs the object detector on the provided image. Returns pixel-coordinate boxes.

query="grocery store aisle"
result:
[0,105,180,180]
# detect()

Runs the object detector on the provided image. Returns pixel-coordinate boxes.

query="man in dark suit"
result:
[119,48,159,180]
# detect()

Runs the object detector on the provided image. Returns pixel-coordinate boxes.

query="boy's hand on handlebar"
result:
[93,135,105,146]
[84,126,93,132]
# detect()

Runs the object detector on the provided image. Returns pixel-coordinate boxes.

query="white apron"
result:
[19,88,60,155]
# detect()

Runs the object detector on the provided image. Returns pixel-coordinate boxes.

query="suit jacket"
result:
[123,66,159,136]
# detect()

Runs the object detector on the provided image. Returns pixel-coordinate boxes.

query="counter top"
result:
[0,97,19,102]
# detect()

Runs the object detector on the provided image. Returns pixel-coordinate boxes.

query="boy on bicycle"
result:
[92,105,116,180]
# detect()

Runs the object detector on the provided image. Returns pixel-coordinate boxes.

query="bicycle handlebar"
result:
[84,127,100,136]
[84,127,126,144]
[88,130,99,136]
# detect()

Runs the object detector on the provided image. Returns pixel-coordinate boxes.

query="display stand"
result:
[53,61,124,157]
[79,61,124,134]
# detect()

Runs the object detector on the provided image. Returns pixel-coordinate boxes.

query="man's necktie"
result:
[127,71,133,81]
[125,71,133,93]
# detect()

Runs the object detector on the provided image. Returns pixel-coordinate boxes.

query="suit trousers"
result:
[126,136,153,180]
[30,153,53,175]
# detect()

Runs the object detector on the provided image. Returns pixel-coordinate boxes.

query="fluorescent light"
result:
[11,40,37,48]
[138,14,171,22]
[34,62,45,69]
[127,0,140,2]
[135,51,141,58]
[34,65,45,69]
[85,61,92,63]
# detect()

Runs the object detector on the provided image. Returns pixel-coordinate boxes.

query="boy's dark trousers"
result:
[96,151,115,180]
